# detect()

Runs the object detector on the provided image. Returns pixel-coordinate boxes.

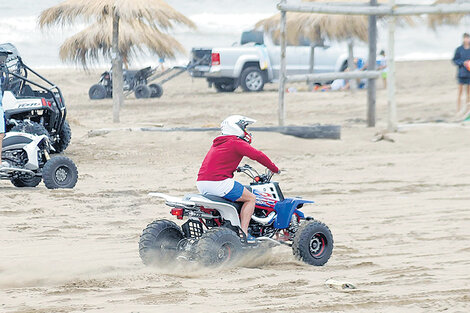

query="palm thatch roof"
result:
[39,0,195,30]
[59,18,185,65]
[427,0,466,29]
[39,0,195,66]
[256,0,415,45]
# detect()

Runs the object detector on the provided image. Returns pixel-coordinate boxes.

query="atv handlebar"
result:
[236,164,277,184]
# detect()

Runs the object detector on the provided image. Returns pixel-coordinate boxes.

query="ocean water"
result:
[0,0,468,68]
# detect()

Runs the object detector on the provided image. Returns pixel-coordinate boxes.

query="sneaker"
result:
[246,234,257,244]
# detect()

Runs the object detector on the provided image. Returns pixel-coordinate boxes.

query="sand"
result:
[1,60,470,313]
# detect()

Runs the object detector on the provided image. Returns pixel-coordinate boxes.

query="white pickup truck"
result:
[189,30,363,92]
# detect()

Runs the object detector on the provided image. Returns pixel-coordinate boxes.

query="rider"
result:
[0,48,12,169]
[197,115,280,242]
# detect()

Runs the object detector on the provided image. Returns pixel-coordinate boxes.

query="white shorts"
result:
[197,178,235,197]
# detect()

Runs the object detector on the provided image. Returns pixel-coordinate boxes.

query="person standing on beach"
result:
[452,33,470,116]
[377,50,388,89]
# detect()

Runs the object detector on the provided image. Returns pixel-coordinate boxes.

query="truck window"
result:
[241,31,264,45]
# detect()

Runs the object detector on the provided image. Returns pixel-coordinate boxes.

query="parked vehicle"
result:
[1,132,78,189]
[189,30,364,92]
[0,43,71,153]
[89,66,164,100]
[139,164,333,267]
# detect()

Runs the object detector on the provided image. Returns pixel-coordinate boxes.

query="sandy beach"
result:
[1,60,470,312]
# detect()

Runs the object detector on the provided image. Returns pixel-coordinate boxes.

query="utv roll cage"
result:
[0,43,67,136]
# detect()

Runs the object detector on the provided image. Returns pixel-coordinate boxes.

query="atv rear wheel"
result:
[196,228,242,266]
[134,84,151,99]
[292,220,333,266]
[89,84,107,100]
[139,219,184,266]
[10,121,49,137]
[10,175,42,188]
[149,83,163,98]
[42,156,78,189]
[53,120,72,153]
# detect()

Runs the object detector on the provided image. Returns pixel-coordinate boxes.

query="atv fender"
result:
[273,198,313,229]
[188,195,242,228]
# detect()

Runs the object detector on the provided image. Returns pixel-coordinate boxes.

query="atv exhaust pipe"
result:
[0,167,35,175]
[251,212,276,225]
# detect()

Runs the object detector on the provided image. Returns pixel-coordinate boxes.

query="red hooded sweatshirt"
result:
[197,135,279,181]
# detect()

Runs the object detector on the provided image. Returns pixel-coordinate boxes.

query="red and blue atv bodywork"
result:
[139,165,333,267]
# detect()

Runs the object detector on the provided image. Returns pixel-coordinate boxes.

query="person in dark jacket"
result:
[452,33,470,116]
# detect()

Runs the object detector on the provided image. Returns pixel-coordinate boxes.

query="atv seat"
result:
[202,194,243,213]
[2,134,32,149]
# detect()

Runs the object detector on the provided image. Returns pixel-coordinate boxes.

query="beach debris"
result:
[87,130,110,137]
[372,132,395,143]
[325,279,357,290]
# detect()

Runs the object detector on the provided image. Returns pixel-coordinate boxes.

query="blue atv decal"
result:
[273,198,313,229]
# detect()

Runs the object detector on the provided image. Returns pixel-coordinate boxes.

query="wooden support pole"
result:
[388,0,397,132]
[287,70,381,83]
[348,38,357,91]
[367,0,377,127]
[308,44,315,91]
[278,0,287,126]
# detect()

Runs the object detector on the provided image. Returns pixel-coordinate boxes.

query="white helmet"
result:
[221,115,256,143]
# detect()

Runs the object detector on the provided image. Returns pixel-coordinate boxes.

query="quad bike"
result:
[0,132,78,189]
[0,43,71,153]
[88,66,163,100]
[139,164,333,267]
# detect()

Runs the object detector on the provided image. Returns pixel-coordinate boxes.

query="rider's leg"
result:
[236,187,256,236]
[0,133,3,164]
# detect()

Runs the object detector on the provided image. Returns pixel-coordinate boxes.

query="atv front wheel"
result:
[10,122,49,137]
[134,84,151,99]
[53,120,72,153]
[10,175,42,188]
[139,219,184,266]
[196,228,242,266]
[89,84,107,100]
[149,83,163,98]
[42,156,78,189]
[292,220,333,266]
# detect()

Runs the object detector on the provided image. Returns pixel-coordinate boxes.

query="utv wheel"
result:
[139,219,184,266]
[42,156,78,189]
[292,220,333,266]
[149,83,163,98]
[240,67,265,92]
[10,175,42,188]
[53,120,72,153]
[214,81,237,92]
[134,84,151,99]
[10,122,49,137]
[196,228,242,266]
[89,84,107,100]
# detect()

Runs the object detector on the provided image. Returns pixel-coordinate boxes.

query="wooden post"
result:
[347,38,357,91]
[308,44,315,91]
[111,9,123,123]
[367,0,377,127]
[278,0,287,126]
[387,0,397,132]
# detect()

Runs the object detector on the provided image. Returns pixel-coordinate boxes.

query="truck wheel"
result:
[149,83,163,98]
[292,220,333,266]
[11,175,42,188]
[214,82,237,92]
[42,156,78,189]
[53,120,72,153]
[89,84,106,100]
[240,67,265,92]
[134,84,151,99]
[139,219,184,266]
[196,228,242,266]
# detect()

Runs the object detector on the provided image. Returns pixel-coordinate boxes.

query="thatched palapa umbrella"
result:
[428,0,467,29]
[257,0,415,89]
[39,0,195,123]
